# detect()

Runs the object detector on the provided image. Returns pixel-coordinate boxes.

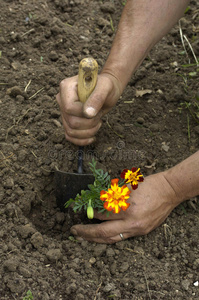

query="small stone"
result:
[89,257,96,265]
[181,279,190,291]
[55,212,65,224]
[100,3,115,14]
[4,178,14,188]
[53,119,62,127]
[6,86,23,97]
[97,17,110,27]
[52,130,65,143]
[106,248,115,257]
[149,124,160,132]
[161,142,170,152]
[46,249,62,262]
[16,95,24,102]
[103,282,116,293]
[110,262,117,275]
[18,149,28,162]
[120,261,129,273]
[136,117,144,124]
[17,224,36,238]
[194,281,199,287]
[4,259,19,272]
[93,244,107,257]
[11,61,22,71]
[51,110,60,118]
[49,51,59,61]
[5,203,16,217]
[30,232,44,248]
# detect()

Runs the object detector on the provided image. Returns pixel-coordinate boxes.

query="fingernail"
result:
[85,107,96,118]
[88,137,96,144]
[70,228,77,236]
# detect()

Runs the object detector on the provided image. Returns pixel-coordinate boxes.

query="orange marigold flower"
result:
[121,167,144,190]
[100,178,131,214]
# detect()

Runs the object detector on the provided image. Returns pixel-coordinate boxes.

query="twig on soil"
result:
[24,79,32,92]
[31,150,38,158]
[6,107,33,140]
[106,116,124,138]
[143,266,152,300]
[21,28,35,37]
[29,87,44,100]
[0,152,14,163]
[93,281,102,300]
[125,247,145,256]
[16,107,33,125]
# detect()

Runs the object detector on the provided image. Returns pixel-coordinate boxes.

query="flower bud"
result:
[87,205,94,219]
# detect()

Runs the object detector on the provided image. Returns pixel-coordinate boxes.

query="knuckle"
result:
[67,118,80,129]
[64,103,73,115]
[106,238,116,245]
[59,78,68,90]
[130,220,149,236]
[96,226,108,239]
[66,127,74,137]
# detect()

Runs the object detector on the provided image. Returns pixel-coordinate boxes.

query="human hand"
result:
[70,171,181,243]
[56,72,121,146]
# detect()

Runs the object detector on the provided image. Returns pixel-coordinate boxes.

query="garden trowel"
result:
[55,57,98,211]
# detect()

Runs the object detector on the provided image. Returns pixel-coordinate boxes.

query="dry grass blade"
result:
[179,20,199,67]
[24,79,32,92]
[29,87,44,100]
[183,35,199,67]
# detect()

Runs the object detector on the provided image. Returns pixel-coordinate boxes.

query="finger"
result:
[93,210,124,221]
[58,77,86,118]
[64,133,95,146]
[62,112,101,131]
[77,232,129,244]
[70,219,130,243]
[56,91,84,118]
[62,120,101,141]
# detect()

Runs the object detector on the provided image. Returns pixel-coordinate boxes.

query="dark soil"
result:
[0,0,199,299]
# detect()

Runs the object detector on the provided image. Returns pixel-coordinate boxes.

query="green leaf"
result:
[184,6,190,14]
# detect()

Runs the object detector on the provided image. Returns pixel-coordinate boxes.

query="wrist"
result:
[163,151,199,205]
[163,170,185,207]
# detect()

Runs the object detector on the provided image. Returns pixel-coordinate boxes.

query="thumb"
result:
[83,85,107,118]
[83,73,117,118]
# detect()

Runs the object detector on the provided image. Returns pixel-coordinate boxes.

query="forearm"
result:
[165,151,199,205]
[102,0,190,93]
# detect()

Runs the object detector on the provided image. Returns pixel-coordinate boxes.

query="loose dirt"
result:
[0,0,199,299]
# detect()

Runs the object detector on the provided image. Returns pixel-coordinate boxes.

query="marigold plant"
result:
[65,159,144,219]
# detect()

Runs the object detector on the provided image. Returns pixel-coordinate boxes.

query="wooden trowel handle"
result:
[77,57,98,103]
